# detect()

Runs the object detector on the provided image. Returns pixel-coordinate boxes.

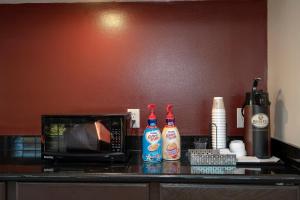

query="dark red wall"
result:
[0,1,267,136]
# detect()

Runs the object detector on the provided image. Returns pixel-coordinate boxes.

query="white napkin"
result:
[237,156,280,163]
[219,148,280,163]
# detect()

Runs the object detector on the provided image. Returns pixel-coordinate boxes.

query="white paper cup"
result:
[212,138,226,141]
[211,97,227,149]
[212,128,226,132]
[212,135,226,139]
[212,112,226,116]
[211,111,226,115]
[212,131,226,134]
[213,143,226,146]
[211,122,226,126]
[212,142,226,145]
[211,121,226,124]
[229,140,246,157]
[213,145,224,148]
[212,114,226,117]
[212,117,226,119]
[212,137,226,141]
[212,126,226,129]
[212,119,226,122]
[212,131,226,135]
[211,128,226,132]
[212,134,226,137]
[212,97,225,110]
[213,144,225,146]
[212,114,226,118]
[212,117,226,120]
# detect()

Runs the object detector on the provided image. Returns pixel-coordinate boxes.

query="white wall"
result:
[268,0,300,147]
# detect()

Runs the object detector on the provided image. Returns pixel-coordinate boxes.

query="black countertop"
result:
[0,150,299,185]
[0,136,299,185]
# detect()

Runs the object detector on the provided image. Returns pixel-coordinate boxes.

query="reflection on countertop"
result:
[0,150,298,176]
[0,136,299,184]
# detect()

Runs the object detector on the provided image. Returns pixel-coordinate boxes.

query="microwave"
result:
[41,114,130,162]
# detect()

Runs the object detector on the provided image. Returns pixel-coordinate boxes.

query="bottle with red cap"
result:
[142,104,162,162]
[162,104,181,160]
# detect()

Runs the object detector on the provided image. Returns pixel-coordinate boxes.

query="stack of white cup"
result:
[211,97,226,149]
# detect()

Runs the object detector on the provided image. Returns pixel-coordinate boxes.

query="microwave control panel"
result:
[111,128,121,152]
[111,120,122,152]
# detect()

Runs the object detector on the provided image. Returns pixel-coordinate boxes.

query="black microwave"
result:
[41,114,130,162]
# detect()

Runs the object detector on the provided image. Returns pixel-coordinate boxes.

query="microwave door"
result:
[64,123,99,152]
[95,121,111,144]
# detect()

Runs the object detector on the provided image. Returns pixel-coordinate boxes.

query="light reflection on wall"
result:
[98,10,126,31]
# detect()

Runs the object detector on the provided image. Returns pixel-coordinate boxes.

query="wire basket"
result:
[188,149,236,166]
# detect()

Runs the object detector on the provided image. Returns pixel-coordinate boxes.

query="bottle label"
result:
[143,128,162,163]
[163,128,180,160]
[251,113,269,128]
[166,143,179,159]
[146,131,161,143]
[166,130,176,139]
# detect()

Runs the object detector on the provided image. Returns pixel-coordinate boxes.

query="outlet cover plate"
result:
[127,109,140,128]
[237,108,244,128]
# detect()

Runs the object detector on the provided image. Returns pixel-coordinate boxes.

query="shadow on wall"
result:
[274,90,288,140]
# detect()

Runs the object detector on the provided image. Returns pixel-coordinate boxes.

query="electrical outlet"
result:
[127,109,140,128]
[237,108,244,128]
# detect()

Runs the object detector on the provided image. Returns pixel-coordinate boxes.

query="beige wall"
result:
[268,0,300,147]
[0,0,169,3]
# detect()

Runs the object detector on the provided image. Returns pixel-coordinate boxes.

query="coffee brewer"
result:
[242,78,271,159]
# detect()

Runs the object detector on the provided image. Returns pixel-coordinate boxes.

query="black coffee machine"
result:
[242,78,271,159]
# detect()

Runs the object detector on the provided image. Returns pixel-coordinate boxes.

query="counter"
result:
[0,150,299,185]
[0,136,300,200]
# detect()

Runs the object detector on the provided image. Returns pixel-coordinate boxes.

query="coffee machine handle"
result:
[242,77,261,117]
[241,103,246,117]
